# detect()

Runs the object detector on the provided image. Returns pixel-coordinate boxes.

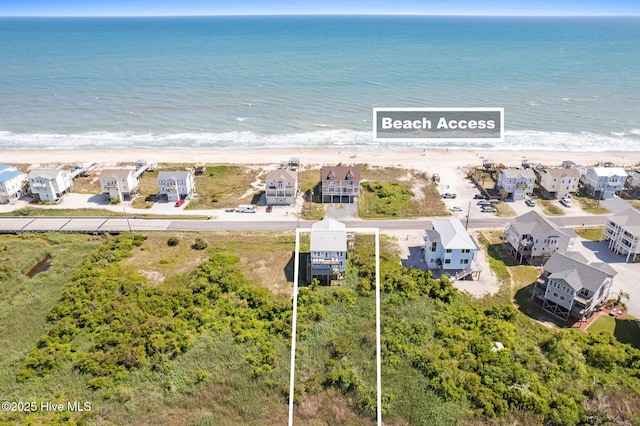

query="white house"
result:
[423,218,480,278]
[99,169,139,201]
[497,168,536,201]
[307,218,347,283]
[503,211,576,265]
[602,208,640,263]
[532,251,616,321]
[537,168,580,200]
[27,168,73,203]
[0,164,27,204]
[157,170,195,202]
[628,170,640,196]
[265,168,298,205]
[581,167,627,200]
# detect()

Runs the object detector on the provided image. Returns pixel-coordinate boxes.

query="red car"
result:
[175,199,185,207]
[266,204,273,213]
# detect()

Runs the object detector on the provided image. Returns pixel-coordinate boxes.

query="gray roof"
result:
[100,169,134,179]
[607,208,640,237]
[500,168,536,180]
[430,218,478,250]
[265,168,297,183]
[310,218,347,252]
[157,170,193,180]
[512,211,575,239]
[543,251,616,293]
[28,168,68,180]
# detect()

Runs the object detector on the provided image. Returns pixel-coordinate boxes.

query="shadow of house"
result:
[514,283,574,329]
[402,246,427,270]
[250,190,265,206]
[87,193,112,206]
[614,318,640,349]
[582,240,628,264]
[283,251,311,285]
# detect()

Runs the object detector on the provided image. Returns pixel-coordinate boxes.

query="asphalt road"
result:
[0,214,610,234]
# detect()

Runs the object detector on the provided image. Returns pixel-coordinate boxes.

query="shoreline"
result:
[1,147,639,170]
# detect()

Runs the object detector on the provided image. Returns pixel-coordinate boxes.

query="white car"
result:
[481,205,497,213]
[449,206,463,212]
[560,198,572,207]
[525,198,536,207]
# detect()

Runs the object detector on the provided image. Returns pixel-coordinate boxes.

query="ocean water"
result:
[1,16,639,151]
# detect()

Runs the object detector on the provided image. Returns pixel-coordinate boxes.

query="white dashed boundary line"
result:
[288,227,381,426]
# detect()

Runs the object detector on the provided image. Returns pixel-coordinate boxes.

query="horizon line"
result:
[2,13,640,18]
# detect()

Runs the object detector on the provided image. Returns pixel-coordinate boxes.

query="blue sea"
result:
[1,16,640,151]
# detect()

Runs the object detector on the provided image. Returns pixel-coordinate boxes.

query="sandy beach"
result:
[1,147,639,171]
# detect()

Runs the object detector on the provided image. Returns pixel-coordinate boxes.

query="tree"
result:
[615,290,630,307]
[499,189,508,202]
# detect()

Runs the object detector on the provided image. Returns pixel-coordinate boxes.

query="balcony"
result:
[311,258,341,265]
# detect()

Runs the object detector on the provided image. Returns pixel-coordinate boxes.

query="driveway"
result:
[573,238,640,318]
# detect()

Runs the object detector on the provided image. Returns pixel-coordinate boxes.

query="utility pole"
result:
[465,201,471,230]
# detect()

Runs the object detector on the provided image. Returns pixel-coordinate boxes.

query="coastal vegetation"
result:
[1,232,640,425]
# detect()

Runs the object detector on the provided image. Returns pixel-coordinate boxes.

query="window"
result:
[462,259,469,265]
[553,292,558,298]
[445,249,452,253]
[560,296,565,301]
[430,242,437,252]
[444,259,451,264]
[462,249,470,253]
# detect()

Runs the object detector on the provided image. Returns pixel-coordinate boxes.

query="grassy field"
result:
[130,164,263,210]
[0,207,123,217]
[537,200,565,216]
[493,201,517,218]
[573,195,611,214]
[575,226,604,241]
[588,315,640,349]
[3,230,640,425]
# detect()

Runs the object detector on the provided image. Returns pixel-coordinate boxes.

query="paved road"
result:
[0,214,610,234]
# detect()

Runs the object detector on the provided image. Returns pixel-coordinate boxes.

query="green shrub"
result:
[167,237,179,246]
[192,238,208,250]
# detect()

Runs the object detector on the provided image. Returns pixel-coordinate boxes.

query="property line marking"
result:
[288,227,381,426]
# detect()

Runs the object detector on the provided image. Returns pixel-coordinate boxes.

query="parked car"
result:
[477,200,491,206]
[473,193,488,199]
[481,205,497,213]
[442,192,457,199]
[560,197,572,207]
[449,205,463,212]
[224,207,235,212]
[237,204,257,213]
[175,199,185,207]
[266,204,273,213]
[525,198,536,207]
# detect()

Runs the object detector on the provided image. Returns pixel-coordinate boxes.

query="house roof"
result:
[157,170,193,181]
[310,218,347,252]
[541,168,581,179]
[0,170,25,182]
[28,168,68,180]
[100,169,134,179]
[0,164,14,173]
[512,211,576,239]
[589,167,627,178]
[429,218,478,251]
[543,251,616,293]
[500,168,536,180]
[265,168,297,183]
[321,164,361,181]
[607,208,640,237]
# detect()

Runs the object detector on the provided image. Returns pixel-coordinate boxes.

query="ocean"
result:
[1,16,639,151]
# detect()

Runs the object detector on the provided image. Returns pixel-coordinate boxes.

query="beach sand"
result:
[1,147,638,171]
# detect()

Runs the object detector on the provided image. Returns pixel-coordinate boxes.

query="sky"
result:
[1,0,640,17]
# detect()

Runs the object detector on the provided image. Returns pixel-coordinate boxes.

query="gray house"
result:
[307,218,347,284]
[157,170,195,202]
[497,168,536,201]
[265,168,298,205]
[502,211,576,265]
[533,251,616,321]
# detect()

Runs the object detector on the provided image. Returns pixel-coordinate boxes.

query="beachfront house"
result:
[502,211,576,265]
[321,164,361,204]
[601,207,640,263]
[157,170,195,202]
[0,164,27,204]
[99,169,140,202]
[497,168,536,201]
[581,167,627,200]
[537,168,581,200]
[265,168,298,205]
[307,218,347,284]
[423,218,481,279]
[628,170,640,197]
[27,168,73,203]
[532,251,616,322]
